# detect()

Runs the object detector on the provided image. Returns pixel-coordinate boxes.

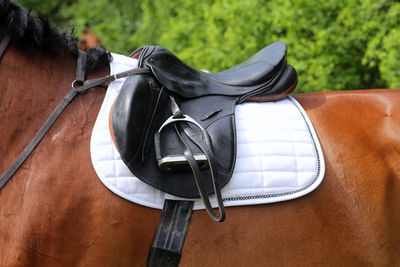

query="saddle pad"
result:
[90,53,325,210]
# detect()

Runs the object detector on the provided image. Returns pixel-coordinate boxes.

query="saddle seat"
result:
[208,41,287,86]
[111,42,297,221]
[133,41,296,102]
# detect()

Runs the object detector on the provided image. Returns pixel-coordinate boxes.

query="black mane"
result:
[0,0,111,70]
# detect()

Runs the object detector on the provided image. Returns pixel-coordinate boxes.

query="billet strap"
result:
[0,53,151,190]
[0,32,12,61]
[147,200,194,267]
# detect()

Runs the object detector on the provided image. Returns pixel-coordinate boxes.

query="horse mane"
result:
[0,0,111,70]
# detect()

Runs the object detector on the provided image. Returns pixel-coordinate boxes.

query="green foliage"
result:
[15,0,69,24]
[17,0,141,53]
[61,0,142,53]
[16,0,400,92]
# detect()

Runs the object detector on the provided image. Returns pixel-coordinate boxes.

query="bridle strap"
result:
[0,50,151,190]
[76,50,87,82]
[0,32,12,60]
[0,50,87,190]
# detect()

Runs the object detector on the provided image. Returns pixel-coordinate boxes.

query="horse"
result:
[78,29,103,52]
[1,2,399,266]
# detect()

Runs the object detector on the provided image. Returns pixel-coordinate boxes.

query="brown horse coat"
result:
[1,33,400,266]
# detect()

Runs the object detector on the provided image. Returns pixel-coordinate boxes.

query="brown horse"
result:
[1,3,400,266]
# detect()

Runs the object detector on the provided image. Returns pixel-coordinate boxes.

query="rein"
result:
[0,33,150,190]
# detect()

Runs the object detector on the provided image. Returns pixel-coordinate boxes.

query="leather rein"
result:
[0,32,150,190]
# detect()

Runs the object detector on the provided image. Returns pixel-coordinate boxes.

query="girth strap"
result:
[147,200,194,267]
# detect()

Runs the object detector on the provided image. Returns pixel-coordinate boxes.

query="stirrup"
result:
[154,96,225,222]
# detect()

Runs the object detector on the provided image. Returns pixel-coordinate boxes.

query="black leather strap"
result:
[0,32,12,61]
[0,53,151,190]
[147,200,194,267]
[75,50,87,83]
[0,51,88,190]
[154,97,226,222]
[175,123,225,222]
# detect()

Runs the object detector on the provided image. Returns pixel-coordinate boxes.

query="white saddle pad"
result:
[90,53,325,210]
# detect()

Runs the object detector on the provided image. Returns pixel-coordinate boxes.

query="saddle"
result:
[110,42,297,221]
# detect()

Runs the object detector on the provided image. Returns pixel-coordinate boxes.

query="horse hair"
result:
[0,0,111,70]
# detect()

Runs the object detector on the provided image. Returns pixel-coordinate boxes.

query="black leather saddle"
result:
[110,42,297,221]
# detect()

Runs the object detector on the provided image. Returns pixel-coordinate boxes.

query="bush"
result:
[18,0,400,92]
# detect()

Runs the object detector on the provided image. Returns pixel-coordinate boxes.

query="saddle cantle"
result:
[110,42,297,221]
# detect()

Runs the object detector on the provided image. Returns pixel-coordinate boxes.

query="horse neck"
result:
[0,39,109,173]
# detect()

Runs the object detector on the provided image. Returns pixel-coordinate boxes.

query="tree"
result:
[17,0,400,92]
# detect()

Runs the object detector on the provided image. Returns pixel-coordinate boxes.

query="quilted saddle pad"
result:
[90,53,325,210]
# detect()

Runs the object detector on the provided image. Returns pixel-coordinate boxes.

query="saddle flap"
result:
[110,78,235,198]
[111,74,161,163]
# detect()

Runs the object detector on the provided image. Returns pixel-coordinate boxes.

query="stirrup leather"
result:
[154,96,226,222]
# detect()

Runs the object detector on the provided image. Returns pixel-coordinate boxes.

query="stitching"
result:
[223,97,322,203]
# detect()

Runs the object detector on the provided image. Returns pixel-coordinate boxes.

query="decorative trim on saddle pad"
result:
[90,53,325,210]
